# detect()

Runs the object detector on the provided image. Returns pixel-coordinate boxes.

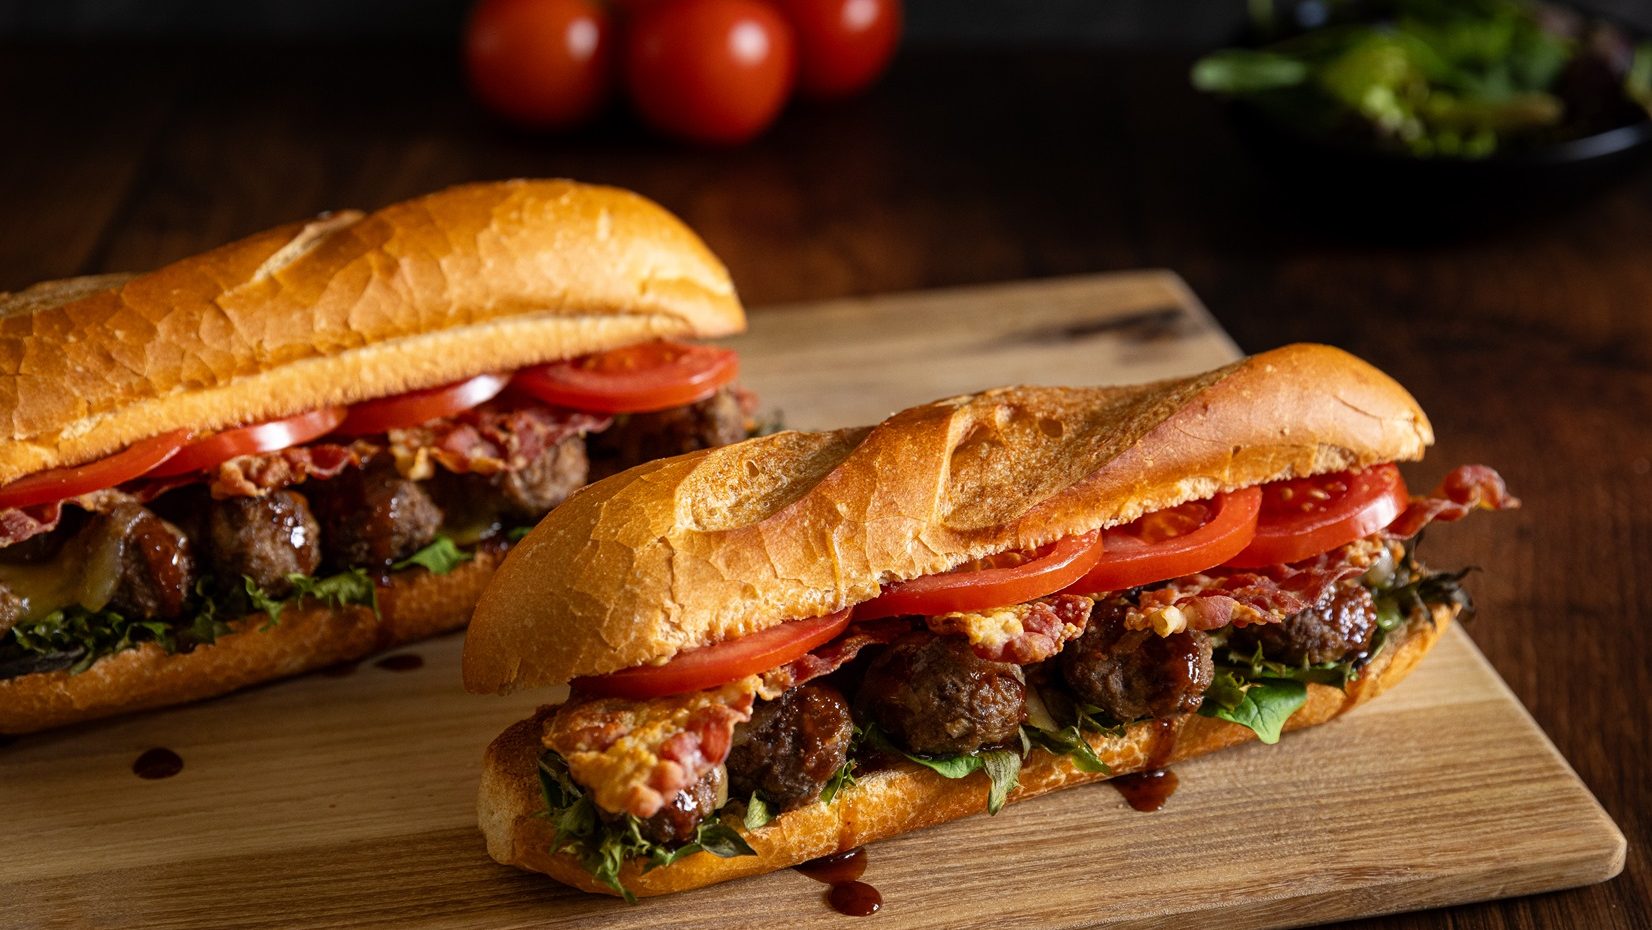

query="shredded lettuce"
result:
[538,752,755,903]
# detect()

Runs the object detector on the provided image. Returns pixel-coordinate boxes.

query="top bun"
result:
[0,179,743,485]
[463,343,1432,694]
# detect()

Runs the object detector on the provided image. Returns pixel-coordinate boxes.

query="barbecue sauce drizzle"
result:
[795,846,881,916]
[1111,716,1180,812]
[132,747,183,779]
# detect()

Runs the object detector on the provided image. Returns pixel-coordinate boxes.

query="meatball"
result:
[102,504,197,621]
[727,684,855,812]
[497,435,589,519]
[857,633,1026,756]
[308,466,442,570]
[1059,602,1213,721]
[588,388,746,478]
[1230,583,1379,666]
[206,491,322,596]
[634,766,725,845]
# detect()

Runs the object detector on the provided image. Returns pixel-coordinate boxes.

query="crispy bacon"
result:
[1386,464,1519,539]
[925,594,1094,663]
[545,680,756,819]
[1124,542,1377,634]
[388,405,609,480]
[758,618,911,697]
[206,443,365,499]
[0,502,62,548]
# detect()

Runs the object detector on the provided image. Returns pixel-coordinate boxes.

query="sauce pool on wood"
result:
[374,654,423,672]
[795,846,882,917]
[132,748,183,780]
[1112,769,1178,812]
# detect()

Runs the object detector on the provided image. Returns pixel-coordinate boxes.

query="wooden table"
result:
[1,43,1646,930]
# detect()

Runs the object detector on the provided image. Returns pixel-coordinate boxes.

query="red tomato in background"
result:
[465,0,614,129]
[777,0,901,99]
[623,0,796,144]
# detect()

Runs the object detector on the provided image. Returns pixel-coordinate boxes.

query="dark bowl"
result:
[1219,1,1652,231]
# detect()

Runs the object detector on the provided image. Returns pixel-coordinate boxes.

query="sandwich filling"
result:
[533,464,1514,899]
[0,345,756,682]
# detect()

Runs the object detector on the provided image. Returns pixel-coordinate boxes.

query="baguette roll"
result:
[0,178,742,485]
[464,343,1432,694]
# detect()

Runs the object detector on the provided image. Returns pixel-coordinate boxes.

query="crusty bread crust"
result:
[0,546,505,734]
[0,179,744,485]
[465,344,1434,693]
[477,604,1455,897]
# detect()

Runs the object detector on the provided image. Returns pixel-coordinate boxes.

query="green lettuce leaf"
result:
[392,535,473,574]
[1023,724,1111,774]
[537,751,756,903]
[742,793,773,831]
[1198,670,1307,744]
[866,726,1023,814]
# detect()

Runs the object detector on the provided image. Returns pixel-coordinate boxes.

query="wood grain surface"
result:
[0,273,1622,930]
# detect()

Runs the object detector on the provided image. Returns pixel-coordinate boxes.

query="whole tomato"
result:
[464,0,615,130]
[776,0,901,100]
[623,0,797,145]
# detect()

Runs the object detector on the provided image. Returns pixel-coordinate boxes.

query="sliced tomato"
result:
[147,407,347,478]
[1224,464,1410,568]
[513,340,738,414]
[1065,487,1262,594]
[572,608,852,699]
[0,430,188,510]
[333,373,509,437]
[854,530,1106,620]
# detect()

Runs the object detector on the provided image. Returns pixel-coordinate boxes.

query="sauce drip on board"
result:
[375,653,423,672]
[318,660,359,678]
[1112,769,1178,812]
[795,846,882,917]
[133,747,183,780]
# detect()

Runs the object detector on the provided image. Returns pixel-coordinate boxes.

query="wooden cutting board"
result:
[0,272,1623,930]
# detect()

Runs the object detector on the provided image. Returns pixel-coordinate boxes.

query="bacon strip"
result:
[759,618,911,697]
[1386,464,1519,539]
[207,443,365,499]
[926,594,1094,663]
[0,502,62,548]
[546,680,756,819]
[1125,548,1373,634]
[389,405,609,480]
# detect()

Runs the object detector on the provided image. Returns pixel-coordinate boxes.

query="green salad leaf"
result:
[538,752,756,903]
[1198,670,1308,744]
[392,535,473,574]
[865,726,1023,814]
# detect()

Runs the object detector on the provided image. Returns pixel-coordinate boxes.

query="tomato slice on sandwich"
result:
[1224,464,1410,568]
[571,608,853,700]
[854,530,1105,620]
[333,372,510,437]
[1065,487,1262,595]
[0,430,188,510]
[513,340,738,414]
[148,407,347,478]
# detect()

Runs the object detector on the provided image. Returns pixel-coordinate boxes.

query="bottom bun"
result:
[478,604,1456,897]
[0,545,505,734]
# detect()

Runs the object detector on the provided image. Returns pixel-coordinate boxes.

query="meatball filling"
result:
[0,389,753,681]
[539,532,1473,891]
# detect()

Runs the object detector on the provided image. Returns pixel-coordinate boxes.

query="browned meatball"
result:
[1230,583,1379,666]
[588,388,747,478]
[634,767,725,845]
[727,684,854,812]
[206,491,321,596]
[308,466,442,570]
[857,633,1026,756]
[1059,601,1213,721]
[497,435,589,518]
[101,504,196,621]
